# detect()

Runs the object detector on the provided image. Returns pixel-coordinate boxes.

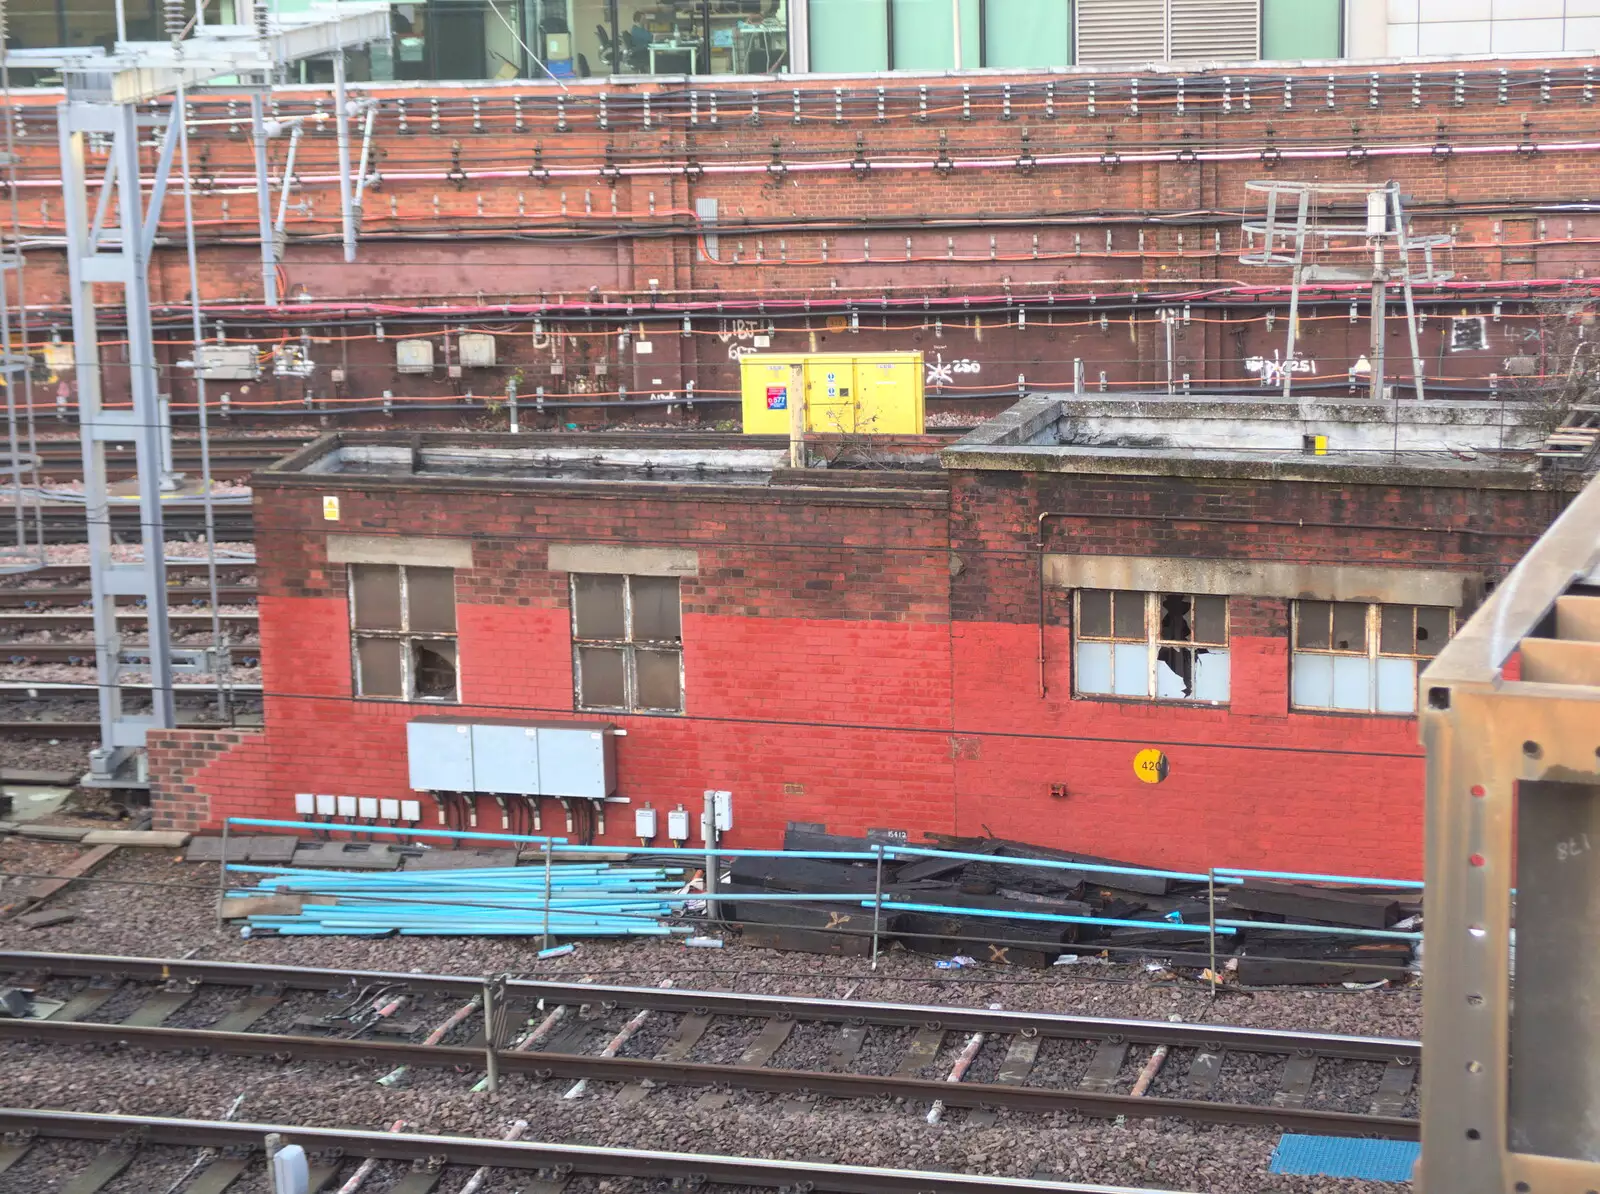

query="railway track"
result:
[0,609,259,633]
[33,508,256,543]
[0,584,257,607]
[0,1108,1174,1194]
[31,437,307,482]
[0,952,1421,1140]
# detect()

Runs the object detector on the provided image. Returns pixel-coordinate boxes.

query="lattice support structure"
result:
[1241,180,1453,402]
[9,2,387,779]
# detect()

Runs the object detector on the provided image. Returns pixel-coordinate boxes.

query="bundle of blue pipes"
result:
[225,862,691,937]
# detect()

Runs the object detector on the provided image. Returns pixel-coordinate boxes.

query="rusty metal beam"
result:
[1419,468,1600,1194]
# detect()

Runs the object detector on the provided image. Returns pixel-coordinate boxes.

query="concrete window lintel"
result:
[547,544,700,578]
[1045,554,1477,608]
[327,534,475,569]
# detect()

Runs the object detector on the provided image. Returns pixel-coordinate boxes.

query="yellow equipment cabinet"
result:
[739,352,925,435]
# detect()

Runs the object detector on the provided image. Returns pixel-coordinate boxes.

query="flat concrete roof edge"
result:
[939,445,1577,491]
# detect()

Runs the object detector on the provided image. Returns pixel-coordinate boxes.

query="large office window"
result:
[986,0,1072,68]
[810,0,1070,71]
[892,0,979,70]
[810,0,889,71]
[1261,0,1340,60]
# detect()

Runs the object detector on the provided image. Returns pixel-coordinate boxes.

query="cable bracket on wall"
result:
[1015,130,1035,175]
[934,131,953,176]
[766,138,787,181]
[852,134,870,177]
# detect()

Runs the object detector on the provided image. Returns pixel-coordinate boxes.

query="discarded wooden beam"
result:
[0,843,119,919]
[0,769,77,786]
[14,909,77,930]
[219,893,338,919]
[736,923,874,957]
[80,829,191,848]
[728,855,880,894]
[14,824,89,843]
[1225,880,1402,930]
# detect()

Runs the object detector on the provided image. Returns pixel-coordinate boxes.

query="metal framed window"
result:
[349,563,459,702]
[571,573,684,714]
[1073,589,1230,702]
[1291,600,1453,715]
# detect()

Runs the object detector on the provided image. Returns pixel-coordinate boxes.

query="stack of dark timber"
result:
[720,825,1419,986]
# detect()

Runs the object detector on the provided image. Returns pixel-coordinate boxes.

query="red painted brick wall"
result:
[146,453,1571,879]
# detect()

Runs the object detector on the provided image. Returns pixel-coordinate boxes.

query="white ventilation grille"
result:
[1075,0,1166,64]
[1168,0,1260,60]
[1075,0,1262,64]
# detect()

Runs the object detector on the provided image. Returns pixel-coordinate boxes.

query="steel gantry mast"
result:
[6,1,386,781]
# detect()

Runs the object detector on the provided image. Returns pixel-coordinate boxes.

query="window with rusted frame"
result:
[571,574,683,714]
[349,563,458,702]
[1291,600,1453,715]
[1073,589,1230,702]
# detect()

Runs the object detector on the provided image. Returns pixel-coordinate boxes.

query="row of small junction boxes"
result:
[194,334,498,382]
[295,793,424,822]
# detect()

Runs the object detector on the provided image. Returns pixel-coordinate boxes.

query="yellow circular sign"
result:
[1133,749,1170,784]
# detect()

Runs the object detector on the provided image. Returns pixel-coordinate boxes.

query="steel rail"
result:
[0,950,1421,1061]
[0,1108,1187,1194]
[0,1018,1418,1139]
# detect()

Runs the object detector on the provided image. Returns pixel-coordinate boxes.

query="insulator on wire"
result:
[165,0,185,39]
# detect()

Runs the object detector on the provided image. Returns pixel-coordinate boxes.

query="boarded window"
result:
[1074,589,1230,704]
[571,574,685,714]
[350,563,458,703]
[1291,601,1454,715]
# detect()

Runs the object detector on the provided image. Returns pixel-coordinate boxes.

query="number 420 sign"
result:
[1133,749,1170,784]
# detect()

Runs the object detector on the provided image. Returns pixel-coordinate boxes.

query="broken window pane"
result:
[1192,650,1230,702]
[1113,591,1147,640]
[1192,596,1227,645]
[1376,656,1418,713]
[412,640,458,700]
[1155,650,1189,699]
[635,648,683,711]
[578,646,627,708]
[1332,603,1367,652]
[352,564,402,631]
[1379,605,1415,655]
[631,576,682,641]
[1112,642,1148,697]
[1415,606,1450,657]
[1291,652,1333,708]
[1296,602,1331,650]
[573,575,626,640]
[356,636,404,697]
[408,567,457,633]
[1075,641,1113,694]
[1332,655,1373,710]
[1077,590,1112,638]
[1158,594,1195,644]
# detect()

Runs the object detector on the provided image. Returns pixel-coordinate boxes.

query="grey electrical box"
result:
[537,723,616,799]
[395,338,434,374]
[195,344,259,380]
[458,332,497,368]
[470,722,540,794]
[407,717,615,798]
[406,720,473,790]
